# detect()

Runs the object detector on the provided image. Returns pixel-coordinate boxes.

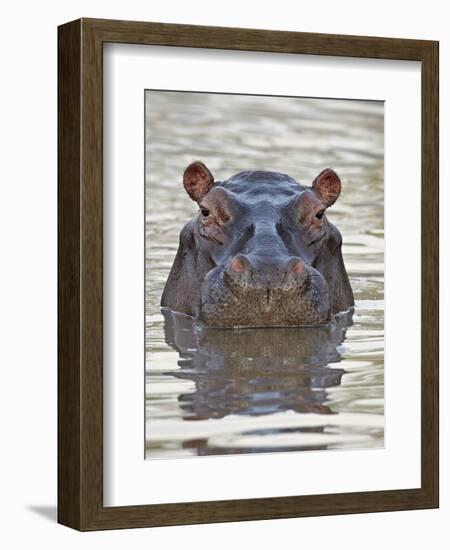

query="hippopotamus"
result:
[161,161,354,327]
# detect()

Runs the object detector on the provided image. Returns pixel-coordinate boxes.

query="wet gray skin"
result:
[162,308,352,447]
[161,162,354,328]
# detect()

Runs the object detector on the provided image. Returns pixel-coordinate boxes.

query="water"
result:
[145,91,384,458]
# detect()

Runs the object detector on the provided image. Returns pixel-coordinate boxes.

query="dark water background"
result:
[145,91,384,458]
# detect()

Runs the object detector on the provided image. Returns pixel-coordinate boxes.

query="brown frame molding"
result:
[58,18,439,531]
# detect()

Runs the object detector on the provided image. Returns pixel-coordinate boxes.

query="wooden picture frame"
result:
[58,17,439,531]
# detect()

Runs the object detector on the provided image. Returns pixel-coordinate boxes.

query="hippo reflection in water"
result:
[161,162,354,327]
[162,308,351,424]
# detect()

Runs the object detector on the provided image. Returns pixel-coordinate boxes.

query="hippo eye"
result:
[315,209,325,220]
[200,207,210,217]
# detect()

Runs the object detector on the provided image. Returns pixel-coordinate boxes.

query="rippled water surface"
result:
[145,91,384,458]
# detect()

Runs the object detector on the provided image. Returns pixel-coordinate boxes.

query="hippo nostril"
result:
[291,260,305,274]
[230,255,250,273]
[287,259,305,274]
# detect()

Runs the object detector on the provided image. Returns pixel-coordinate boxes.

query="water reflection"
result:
[158,309,357,453]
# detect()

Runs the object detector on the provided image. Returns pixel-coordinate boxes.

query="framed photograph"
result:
[58,18,439,530]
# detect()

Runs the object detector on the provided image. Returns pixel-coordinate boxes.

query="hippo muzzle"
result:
[198,256,331,327]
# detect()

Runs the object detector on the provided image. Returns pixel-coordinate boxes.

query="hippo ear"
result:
[183,161,214,202]
[312,168,341,207]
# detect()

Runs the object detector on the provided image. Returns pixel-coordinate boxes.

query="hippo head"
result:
[161,161,354,327]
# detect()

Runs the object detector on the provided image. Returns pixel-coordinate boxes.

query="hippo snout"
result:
[199,259,331,328]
